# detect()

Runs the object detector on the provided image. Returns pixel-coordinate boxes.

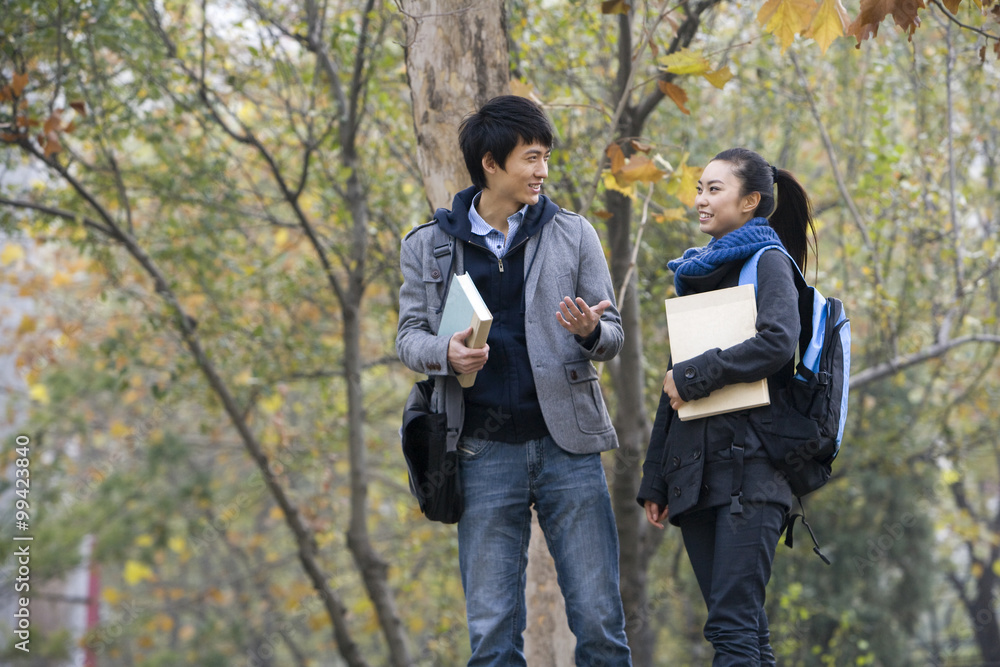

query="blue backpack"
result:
[740,246,851,561]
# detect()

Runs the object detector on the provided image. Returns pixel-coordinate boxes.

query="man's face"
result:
[484,139,551,210]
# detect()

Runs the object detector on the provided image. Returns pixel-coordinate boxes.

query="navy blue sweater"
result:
[433,187,560,443]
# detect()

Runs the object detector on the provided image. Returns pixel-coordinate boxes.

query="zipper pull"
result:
[498,257,504,273]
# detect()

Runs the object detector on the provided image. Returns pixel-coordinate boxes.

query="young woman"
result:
[637,147,817,666]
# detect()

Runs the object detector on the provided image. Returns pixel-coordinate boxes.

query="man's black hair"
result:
[458,95,554,190]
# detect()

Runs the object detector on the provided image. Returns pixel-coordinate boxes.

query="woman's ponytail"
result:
[769,167,816,273]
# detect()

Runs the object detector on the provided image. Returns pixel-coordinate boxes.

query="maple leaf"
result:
[617,154,667,184]
[606,143,626,173]
[658,80,691,115]
[804,0,849,53]
[758,0,820,52]
[659,48,711,75]
[703,66,734,89]
[847,0,926,44]
[602,172,635,198]
[601,0,630,14]
[11,72,28,96]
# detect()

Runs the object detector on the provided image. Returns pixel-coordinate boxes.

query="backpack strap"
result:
[781,498,831,565]
[729,412,750,515]
[430,222,456,312]
[738,245,807,293]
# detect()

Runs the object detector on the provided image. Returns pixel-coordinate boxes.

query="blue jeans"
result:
[677,503,784,666]
[456,435,632,667]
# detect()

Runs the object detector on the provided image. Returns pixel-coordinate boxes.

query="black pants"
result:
[678,502,784,666]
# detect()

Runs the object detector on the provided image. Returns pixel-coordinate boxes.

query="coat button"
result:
[430,269,441,279]
[673,487,682,497]
[672,456,680,467]
[693,450,701,460]
[570,370,578,380]
[702,483,710,493]
[684,366,696,379]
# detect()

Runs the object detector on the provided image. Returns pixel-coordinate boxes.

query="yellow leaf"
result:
[659,48,711,75]
[17,315,36,334]
[510,79,538,99]
[941,468,961,485]
[657,207,690,223]
[11,72,28,96]
[51,271,74,287]
[606,143,626,174]
[274,228,289,247]
[804,0,849,53]
[664,161,700,209]
[123,560,155,585]
[102,587,122,605]
[758,0,819,52]
[602,172,635,199]
[150,613,174,632]
[110,420,133,439]
[601,0,631,14]
[135,534,154,548]
[617,155,667,185]
[658,80,690,115]
[29,383,49,405]
[260,393,283,415]
[1,244,25,265]
[676,165,700,208]
[234,369,254,386]
[168,536,186,553]
[702,66,734,89]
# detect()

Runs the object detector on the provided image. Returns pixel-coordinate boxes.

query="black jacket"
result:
[637,249,799,523]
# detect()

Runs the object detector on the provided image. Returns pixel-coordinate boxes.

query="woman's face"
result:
[695,160,758,239]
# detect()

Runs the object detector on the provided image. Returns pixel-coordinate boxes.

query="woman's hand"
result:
[663,369,686,411]
[644,500,668,529]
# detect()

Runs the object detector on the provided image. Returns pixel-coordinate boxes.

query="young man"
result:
[396,95,632,666]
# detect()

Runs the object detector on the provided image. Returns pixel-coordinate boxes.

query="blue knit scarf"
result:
[667,217,784,296]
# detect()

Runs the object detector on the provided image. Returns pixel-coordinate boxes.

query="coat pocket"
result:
[564,360,613,435]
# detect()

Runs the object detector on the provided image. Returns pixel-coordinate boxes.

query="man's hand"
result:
[663,369,686,411]
[556,296,611,338]
[447,326,489,374]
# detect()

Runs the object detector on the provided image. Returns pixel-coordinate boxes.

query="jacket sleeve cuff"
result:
[674,349,723,402]
[636,461,670,508]
[574,325,601,350]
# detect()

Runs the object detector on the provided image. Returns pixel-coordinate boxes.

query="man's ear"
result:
[742,191,761,213]
[481,152,498,175]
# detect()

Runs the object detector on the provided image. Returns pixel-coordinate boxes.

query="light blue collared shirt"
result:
[469,192,526,259]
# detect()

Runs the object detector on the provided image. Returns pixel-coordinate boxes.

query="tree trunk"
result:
[400,3,573,662]
[605,187,656,667]
[400,0,511,211]
[524,510,576,665]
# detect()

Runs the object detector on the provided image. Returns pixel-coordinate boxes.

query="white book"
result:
[664,284,770,421]
[438,273,493,388]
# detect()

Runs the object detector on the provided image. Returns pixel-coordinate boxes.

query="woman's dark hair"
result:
[713,147,817,272]
[459,95,554,190]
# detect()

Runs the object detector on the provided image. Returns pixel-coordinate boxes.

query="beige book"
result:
[664,283,769,421]
[438,273,493,388]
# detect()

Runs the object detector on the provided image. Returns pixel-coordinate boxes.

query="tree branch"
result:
[850,334,1000,388]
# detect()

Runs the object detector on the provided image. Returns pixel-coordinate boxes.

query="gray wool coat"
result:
[396,208,623,455]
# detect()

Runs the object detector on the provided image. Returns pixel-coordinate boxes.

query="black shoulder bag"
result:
[400,224,463,524]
